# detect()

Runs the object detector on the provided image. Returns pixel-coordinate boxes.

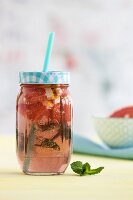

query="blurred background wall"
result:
[1,0,133,137]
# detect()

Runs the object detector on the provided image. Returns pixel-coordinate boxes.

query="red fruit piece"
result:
[18,102,49,121]
[63,104,71,122]
[52,103,61,123]
[110,106,133,118]
[24,88,47,104]
[52,102,71,123]
[27,103,43,121]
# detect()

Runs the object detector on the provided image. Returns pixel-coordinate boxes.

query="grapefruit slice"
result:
[110,106,133,118]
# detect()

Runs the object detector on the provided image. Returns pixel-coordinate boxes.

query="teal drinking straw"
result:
[43,32,55,72]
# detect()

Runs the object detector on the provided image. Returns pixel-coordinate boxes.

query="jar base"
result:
[23,171,64,176]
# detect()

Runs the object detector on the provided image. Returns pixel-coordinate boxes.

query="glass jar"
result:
[16,71,72,175]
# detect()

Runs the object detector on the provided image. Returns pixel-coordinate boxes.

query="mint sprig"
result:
[71,161,104,176]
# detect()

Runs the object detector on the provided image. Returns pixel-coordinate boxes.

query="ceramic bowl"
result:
[93,117,133,148]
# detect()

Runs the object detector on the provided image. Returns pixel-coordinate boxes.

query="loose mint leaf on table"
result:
[85,167,104,175]
[82,162,91,175]
[70,161,83,175]
[71,161,104,176]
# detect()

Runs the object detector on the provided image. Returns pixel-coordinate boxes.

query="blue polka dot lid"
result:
[19,71,70,84]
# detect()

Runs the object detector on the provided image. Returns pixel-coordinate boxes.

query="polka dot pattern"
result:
[94,118,133,149]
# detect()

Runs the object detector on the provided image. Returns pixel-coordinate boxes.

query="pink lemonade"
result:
[16,72,72,175]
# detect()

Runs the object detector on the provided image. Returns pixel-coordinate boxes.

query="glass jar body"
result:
[16,84,72,175]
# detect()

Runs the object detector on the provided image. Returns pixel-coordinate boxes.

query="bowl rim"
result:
[92,116,133,120]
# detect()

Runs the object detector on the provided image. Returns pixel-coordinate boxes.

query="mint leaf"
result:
[81,163,91,175]
[86,167,104,175]
[70,161,104,176]
[70,161,83,175]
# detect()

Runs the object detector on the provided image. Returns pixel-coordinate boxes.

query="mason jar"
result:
[16,71,72,175]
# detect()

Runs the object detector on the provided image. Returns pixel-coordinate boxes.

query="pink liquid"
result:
[16,84,72,175]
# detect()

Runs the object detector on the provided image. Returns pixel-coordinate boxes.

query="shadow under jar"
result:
[16,71,72,175]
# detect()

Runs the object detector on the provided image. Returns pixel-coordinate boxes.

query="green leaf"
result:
[87,167,104,175]
[41,139,60,151]
[70,161,83,175]
[81,162,91,176]
[70,161,104,176]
